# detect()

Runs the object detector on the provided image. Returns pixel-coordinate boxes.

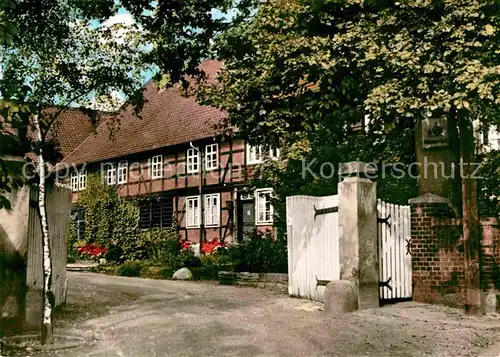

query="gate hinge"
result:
[379,277,392,291]
[314,205,338,220]
[315,276,331,286]
[405,238,412,255]
[377,214,391,227]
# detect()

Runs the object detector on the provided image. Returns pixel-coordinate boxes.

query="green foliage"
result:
[67,222,79,263]
[140,265,176,280]
[182,254,202,268]
[201,0,499,227]
[0,0,147,211]
[200,251,235,270]
[477,150,500,218]
[228,230,287,274]
[72,173,141,261]
[190,251,237,280]
[198,0,429,235]
[144,228,182,266]
[117,261,143,277]
[190,266,219,281]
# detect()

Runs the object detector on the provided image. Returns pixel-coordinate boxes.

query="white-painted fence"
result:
[377,199,412,300]
[286,195,340,300]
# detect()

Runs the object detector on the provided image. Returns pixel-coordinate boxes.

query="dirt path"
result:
[29,272,500,357]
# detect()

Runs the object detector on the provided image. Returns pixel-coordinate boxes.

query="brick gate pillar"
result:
[337,161,379,309]
[409,193,480,309]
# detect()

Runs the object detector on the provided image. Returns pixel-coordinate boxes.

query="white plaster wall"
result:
[0,185,30,257]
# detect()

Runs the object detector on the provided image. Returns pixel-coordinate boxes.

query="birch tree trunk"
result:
[33,113,54,344]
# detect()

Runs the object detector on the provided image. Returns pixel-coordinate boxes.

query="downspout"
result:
[191,142,204,255]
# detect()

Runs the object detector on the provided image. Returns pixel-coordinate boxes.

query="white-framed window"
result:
[105,163,116,185]
[246,144,263,164]
[204,193,220,227]
[71,171,79,192]
[117,161,128,184]
[71,168,87,192]
[240,192,254,200]
[187,147,199,174]
[186,195,200,228]
[246,144,280,164]
[78,168,87,190]
[255,188,273,224]
[151,155,163,179]
[205,143,218,171]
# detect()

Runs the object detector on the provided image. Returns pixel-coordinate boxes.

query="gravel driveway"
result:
[31,272,500,357]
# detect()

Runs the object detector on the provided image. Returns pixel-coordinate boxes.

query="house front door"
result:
[237,195,255,241]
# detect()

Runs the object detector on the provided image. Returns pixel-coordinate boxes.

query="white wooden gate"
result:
[377,199,412,300]
[286,195,340,300]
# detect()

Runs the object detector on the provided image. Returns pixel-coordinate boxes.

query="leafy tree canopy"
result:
[204,0,499,144]
[198,0,500,226]
[0,0,150,206]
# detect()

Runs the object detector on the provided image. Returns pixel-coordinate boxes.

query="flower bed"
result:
[77,244,108,261]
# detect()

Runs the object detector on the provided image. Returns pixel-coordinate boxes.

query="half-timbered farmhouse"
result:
[60,60,275,244]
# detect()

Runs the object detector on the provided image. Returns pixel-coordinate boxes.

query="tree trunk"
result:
[457,112,481,313]
[33,113,54,344]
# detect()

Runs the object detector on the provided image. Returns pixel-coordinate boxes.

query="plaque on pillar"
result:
[422,117,448,149]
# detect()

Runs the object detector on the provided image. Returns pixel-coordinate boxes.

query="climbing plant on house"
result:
[74,174,140,260]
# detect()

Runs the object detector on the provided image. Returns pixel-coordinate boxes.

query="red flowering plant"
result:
[201,239,226,255]
[179,239,226,255]
[77,244,108,260]
[180,240,192,250]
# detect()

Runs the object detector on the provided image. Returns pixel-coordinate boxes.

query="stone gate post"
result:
[324,161,379,312]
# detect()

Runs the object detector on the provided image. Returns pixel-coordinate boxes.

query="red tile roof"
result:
[45,108,101,158]
[62,60,226,165]
[1,107,101,162]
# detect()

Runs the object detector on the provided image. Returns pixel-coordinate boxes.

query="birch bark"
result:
[33,113,54,344]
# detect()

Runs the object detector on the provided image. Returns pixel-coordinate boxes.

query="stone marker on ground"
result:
[324,280,358,313]
[172,267,193,280]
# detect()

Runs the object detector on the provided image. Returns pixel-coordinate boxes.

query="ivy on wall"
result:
[70,174,140,259]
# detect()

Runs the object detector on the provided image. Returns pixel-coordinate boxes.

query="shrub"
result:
[144,228,181,262]
[106,244,124,262]
[190,266,219,280]
[190,252,235,280]
[117,261,143,277]
[229,230,287,273]
[182,253,201,268]
[200,250,235,270]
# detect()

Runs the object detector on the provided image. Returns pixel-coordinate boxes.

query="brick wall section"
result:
[410,193,500,309]
[480,218,500,292]
[410,195,466,306]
